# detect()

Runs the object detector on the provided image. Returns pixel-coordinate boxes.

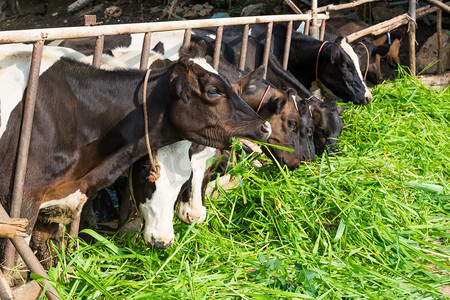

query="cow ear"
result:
[235,65,264,92]
[337,106,346,115]
[268,96,287,114]
[152,41,165,55]
[171,74,190,104]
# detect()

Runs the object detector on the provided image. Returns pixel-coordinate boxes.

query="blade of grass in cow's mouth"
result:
[236,137,262,153]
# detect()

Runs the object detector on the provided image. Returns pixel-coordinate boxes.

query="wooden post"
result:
[437,9,443,74]
[310,0,319,39]
[408,0,417,76]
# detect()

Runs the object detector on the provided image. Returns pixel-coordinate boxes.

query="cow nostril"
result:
[261,122,272,136]
[186,212,194,223]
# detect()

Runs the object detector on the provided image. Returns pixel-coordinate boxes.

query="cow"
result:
[326,17,404,67]
[0,43,271,262]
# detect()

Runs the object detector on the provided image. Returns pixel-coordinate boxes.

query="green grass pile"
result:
[40,68,450,299]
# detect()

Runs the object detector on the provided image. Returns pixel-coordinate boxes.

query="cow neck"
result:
[357,41,369,80]
[256,85,271,113]
[143,68,161,183]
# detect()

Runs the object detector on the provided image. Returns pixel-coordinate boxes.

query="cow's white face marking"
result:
[340,38,372,100]
[176,146,216,224]
[291,94,298,111]
[0,44,86,140]
[139,140,192,246]
[190,57,218,74]
[39,189,87,224]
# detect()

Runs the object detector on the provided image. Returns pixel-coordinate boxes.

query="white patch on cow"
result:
[139,140,192,246]
[291,94,298,111]
[206,34,216,40]
[176,146,217,224]
[296,22,305,33]
[79,54,130,70]
[39,189,87,224]
[248,28,252,36]
[0,44,87,140]
[129,31,186,61]
[110,48,164,69]
[340,38,372,101]
[190,57,218,74]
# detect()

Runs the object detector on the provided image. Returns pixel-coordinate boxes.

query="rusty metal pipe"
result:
[182,28,192,49]
[319,19,326,41]
[4,40,44,271]
[92,35,104,68]
[0,15,329,45]
[282,21,293,70]
[213,26,223,71]
[262,22,273,79]
[239,24,249,70]
[0,205,59,300]
[139,32,152,70]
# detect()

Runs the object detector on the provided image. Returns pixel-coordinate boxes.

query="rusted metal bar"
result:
[213,26,223,70]
[239,24,250,70]
[262,22,273,79]
[0,267,13,300]
[92,35,104,68]
[139,31,152,70]
[437,9,443,74]
[304,20,310,35]
[284,0,303,14]
[346,3,448,42]
[182,28,191,49]
[282,21,293,70]
[408,0,417,75]
[311,0,380,14]
[4,40,45,272]
[68,216,81,237]
[423,0,450,14]
[0,14,329,44]
[0,205,59,300]
[310,0,319,39]
[319,19,326,41]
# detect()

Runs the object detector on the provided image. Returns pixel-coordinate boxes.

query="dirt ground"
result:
[0,0,447,75]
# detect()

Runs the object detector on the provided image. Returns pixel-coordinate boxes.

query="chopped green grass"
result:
[42,68,450,299]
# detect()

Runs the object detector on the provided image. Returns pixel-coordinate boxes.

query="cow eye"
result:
[207,89,222,97]
[288,120,297,129]
[306,127,313,137]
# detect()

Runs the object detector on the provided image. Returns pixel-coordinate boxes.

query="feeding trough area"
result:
[0,0,449,298]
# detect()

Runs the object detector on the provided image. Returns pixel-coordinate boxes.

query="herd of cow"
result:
[0,17,403,267]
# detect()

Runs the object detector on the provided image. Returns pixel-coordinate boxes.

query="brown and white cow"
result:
[0,43,271,259]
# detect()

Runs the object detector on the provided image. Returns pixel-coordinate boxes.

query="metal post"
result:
[92,35,104,68]
[282,21,293,70]
[437,9,443,74]
[319,19,326,41]
[262,22,273,79]
[0,267,13,300]
[408,0,417,75]
[140,32,152,70]
[310,0,320,39]
[239,24,250,70]
[304,20,310,35]
[213,26,223,70]
[3,40,44,272]
[182,28,191,49]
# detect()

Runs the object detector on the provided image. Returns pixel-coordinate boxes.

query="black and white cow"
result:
[0,43,271,258]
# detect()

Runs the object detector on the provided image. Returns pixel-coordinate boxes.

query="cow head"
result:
[319,36,372,105]
[233,66,313,168]
[168,47,271,150]
[308,98,345,156]
[352,38,389,84]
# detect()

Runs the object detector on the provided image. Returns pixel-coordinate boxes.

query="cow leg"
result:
[176,147,217,224]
